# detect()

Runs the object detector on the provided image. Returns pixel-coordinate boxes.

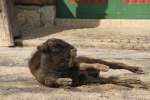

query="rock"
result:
[40,6,56,26]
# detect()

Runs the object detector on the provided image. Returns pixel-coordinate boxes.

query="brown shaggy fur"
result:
[29,38,144,88]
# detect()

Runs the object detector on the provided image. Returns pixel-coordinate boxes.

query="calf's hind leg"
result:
[76,56,144,74]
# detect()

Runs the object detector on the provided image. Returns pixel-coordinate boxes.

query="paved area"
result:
[0,48,150,100]
[15,25,150,50]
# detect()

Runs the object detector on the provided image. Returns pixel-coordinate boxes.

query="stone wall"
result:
[14,0,56,36]
[15,0,55,5]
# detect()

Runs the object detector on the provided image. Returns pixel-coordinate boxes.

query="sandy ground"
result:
[0,48,150,100]
[0,66,150,100]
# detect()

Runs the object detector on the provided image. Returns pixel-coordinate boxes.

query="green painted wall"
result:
[56,0,150,19]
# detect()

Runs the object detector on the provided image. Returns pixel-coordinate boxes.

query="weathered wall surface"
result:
[14,0,56,36]
[15,0,55,5]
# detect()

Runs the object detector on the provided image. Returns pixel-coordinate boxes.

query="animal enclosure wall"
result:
[14,0,55,5]
[57,0,150,19]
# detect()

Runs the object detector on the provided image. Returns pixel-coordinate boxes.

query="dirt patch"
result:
[0,66,150,100]
[0,66,150,92]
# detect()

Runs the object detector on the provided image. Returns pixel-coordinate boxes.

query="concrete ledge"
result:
[0,41,14,47]
[56,19,150,28]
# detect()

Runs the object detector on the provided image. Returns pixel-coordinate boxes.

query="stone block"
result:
[40,6,56,26]
[15,6,40,29]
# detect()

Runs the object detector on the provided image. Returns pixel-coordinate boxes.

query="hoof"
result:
[131,67,145,74]
[56,78,72,86]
